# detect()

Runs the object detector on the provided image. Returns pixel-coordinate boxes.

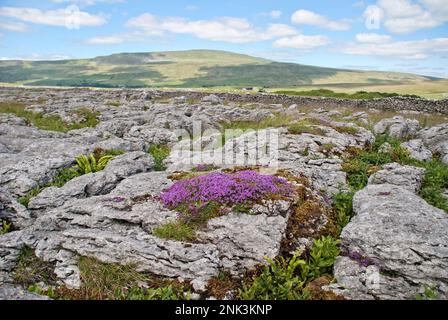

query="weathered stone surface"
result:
[400,139,433,162]
[61,228,220,279]
[198,211,289,274]
[373,116,420,139]
[28,152,154,210]
[0,284,51,300]
[418,123,448,164]
[0,188,32,228]
[1,87,447,300]
[368,163,426,193]
[330,184,448,300]
[201,94,223,105]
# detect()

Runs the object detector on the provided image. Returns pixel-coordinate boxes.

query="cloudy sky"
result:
[0,0,447,77]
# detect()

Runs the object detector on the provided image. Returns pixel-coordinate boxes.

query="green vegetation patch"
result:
[288,120,326,136]
[18,148,120,207]
[223,114,293,132]
[29,256,190,300]
[0,102,99,132]
[153,221,198,242]
[180,62,339,88]
[0,219,12,235]
[18,167,81,207]
[240,236,340,300]
[148,144,171,171]
[13,247,58,287]
[334,135,448,229]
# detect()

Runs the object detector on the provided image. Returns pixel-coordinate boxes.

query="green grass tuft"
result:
[29,256,189,300]
[0,102,99,132]
[288,120,326,136]
[153,221,198,242]
[13,247,57,287]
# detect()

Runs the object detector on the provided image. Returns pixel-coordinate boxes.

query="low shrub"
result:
[413,159,448,212]
[72,154,114,174]
[0,219,12,235]
[333,191,355,233]
[148,145,170,171]
[415,285,439,300]
[240,236,340,300]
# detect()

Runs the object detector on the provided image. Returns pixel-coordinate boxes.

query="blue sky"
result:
[0,0,447,77]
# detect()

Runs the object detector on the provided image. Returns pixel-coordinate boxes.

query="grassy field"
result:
[268,79,448,100]
[0,50,445,98]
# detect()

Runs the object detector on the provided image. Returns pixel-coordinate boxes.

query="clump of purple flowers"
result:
[346,250,377,268]
[161,170,294,215]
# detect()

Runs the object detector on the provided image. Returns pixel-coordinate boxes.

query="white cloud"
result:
[340,37,448,59]
[0,53,71,60]
[86,35,124,44]
[185,5,199,12]
[0,21,28,32]
[266,10,282,18]
[368,0,448,34]
[51,0,124,6]
[273,34,330,50]
[122,13,299,43]
[356,32,391,43]
[291,9,351,31]
[0,6,107,27]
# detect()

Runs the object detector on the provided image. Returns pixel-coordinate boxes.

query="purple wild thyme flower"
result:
[160,170,294,212]
[346,250,377,267]
[111,196,125,203]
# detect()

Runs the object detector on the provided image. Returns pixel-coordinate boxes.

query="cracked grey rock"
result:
[0,284,51,300]
[373,116,420,139]
[28,152,154,210]
[368,163,426,193]
[0,188,32,228]
[400,139,433,162]
[330,184,448,300]
[60,228,220,280]
[418,123,448,164]
[198,212,288,274]
[201,94,223,105]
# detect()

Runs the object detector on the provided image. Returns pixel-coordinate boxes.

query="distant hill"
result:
[0,49,441,90]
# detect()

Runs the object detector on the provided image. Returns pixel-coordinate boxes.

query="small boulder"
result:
[373,116,420,140]
[400,139,432,162]
[201,94,223,105]
[368,162,425,193]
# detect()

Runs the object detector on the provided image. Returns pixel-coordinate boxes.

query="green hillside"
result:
[0,50,443,94]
